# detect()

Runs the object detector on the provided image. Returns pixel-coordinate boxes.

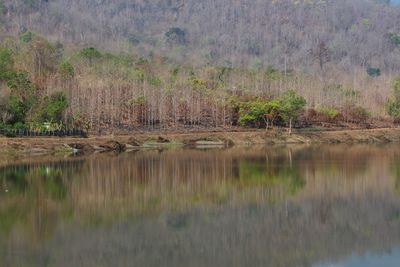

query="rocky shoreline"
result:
[0,128,400,156]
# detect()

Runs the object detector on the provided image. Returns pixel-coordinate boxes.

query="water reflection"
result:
[314,247,400,267]
[1,144,400,267]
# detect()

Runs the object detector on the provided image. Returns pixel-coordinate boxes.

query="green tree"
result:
[79,47,102,64]
[39,92,68,122]
[386,78,400,120]
[265,66,282,81]
[6,94,27,125]
[0,1,6,16]
[264,99,280,129]
[238,99,280,130]
[127,33,140,45]
[238,99,268,127]
[165,27,187,45]
[366,66,381,77]
[6,72,37,124]
[0,47,13,80]
[386,102,400,120]
[58,60,74,80]
[389,32,400,46]
[19,30,35,43]
[278,90,306,134]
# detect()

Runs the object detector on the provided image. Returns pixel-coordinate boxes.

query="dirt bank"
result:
[1,128,400,156]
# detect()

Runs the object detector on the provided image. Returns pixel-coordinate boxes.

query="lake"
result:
[1,144,400,267]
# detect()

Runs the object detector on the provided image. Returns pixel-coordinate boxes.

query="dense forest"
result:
[1,0,400,133]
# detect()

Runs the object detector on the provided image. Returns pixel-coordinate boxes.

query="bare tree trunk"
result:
[263,117,269,131]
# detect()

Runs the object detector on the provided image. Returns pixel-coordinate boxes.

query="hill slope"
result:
[1,0,400,74]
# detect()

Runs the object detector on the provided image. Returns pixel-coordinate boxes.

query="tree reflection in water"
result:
[0,144,400,267]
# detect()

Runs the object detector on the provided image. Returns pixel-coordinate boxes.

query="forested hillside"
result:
[1,0,400,133]
[2,0,400,71]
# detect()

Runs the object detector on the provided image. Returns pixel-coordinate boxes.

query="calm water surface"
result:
[1,144,400,267]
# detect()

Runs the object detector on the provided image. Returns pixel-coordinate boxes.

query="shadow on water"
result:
[1,144,400,266]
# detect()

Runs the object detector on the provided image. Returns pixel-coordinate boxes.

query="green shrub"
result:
[386,100,400,119]
[19,30,35,43]
[127,33,140,45]
[265,66,282,81]
[147,76,162,87]
[4,130,16,137]
[366,66,381,77]
[58,61,74,80]
[165,27,187,45]
[317,106,340,120]
[12,122,26,129]
[247,41,261,56]
[389,32,400,46]
[386,78,400,120]
[128,95,147,106]
[79,47,102,63]
[346,106,370,123]
[394,78,400,100]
